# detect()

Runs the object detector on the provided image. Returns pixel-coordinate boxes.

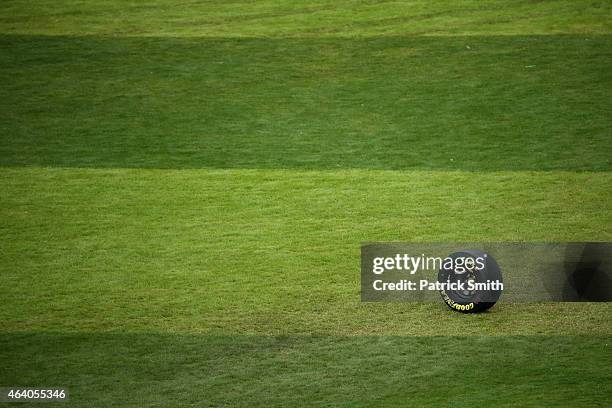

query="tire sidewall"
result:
[438,250,502,313]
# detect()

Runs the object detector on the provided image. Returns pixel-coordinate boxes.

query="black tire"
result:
[437,250,503,313]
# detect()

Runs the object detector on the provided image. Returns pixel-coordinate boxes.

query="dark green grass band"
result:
[1,332,610,407]
[1,34,610,170]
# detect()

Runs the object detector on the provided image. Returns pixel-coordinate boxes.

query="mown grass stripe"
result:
[1,168,610,334]
[1,34,610,170]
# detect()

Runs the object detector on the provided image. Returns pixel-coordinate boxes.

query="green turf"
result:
[1,168,611,335]
[0,0,610,37]
[1,333,609,407]
[1,1,611,407]
[1,34,610,170]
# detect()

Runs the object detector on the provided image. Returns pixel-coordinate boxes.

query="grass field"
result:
[1,1,611,406]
